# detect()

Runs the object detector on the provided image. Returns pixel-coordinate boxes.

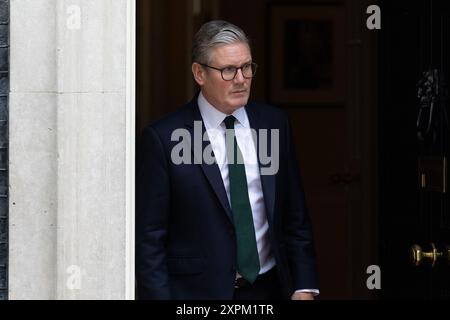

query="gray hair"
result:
[192,20,250,64]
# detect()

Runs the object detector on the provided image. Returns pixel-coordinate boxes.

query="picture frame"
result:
[267,4,346,107]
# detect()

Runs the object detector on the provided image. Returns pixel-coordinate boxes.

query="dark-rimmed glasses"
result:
[198,62,258,81]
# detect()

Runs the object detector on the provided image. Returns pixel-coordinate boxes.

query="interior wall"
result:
[136,0,194,141]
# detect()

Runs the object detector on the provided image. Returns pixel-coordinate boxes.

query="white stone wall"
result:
[9,0,134,299]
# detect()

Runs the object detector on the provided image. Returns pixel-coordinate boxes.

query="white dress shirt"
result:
[197,92,319,296]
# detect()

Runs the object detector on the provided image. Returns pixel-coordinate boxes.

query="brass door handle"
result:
[410,243,447,267]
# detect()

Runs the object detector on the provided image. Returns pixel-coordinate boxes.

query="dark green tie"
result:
[223,115,260,283]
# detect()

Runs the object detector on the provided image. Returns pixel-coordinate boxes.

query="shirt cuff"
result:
[294,289,320,296]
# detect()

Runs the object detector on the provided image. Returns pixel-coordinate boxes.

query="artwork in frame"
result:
[268,5,346,106]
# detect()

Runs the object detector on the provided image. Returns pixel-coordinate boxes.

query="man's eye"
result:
[223,67,236,73]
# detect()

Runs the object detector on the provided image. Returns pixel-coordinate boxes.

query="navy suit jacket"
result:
[136,95,319,299]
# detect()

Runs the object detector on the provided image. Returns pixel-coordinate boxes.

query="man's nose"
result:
[233,68,245,83]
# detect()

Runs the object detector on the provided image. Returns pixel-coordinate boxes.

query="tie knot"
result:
[224,115,236,130]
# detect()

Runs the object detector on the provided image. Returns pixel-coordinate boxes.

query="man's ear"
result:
[192,63,206,86]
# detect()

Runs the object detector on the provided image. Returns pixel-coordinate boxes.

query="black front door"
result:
[379,0,450,299]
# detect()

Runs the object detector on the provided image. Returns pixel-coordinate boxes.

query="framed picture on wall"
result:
[267,4,346,107]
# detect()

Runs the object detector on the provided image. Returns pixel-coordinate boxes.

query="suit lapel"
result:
[185,97,233,222]
[183,97,277,224]
[246,103,276,224]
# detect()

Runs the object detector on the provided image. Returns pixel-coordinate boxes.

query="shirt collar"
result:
[198,91,249,130]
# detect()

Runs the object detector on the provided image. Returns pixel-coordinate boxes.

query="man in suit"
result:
[136,20,319,300]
